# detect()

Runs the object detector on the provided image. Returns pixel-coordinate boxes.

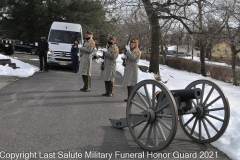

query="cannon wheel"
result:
[126,80,178,151]
[179,79,230,143]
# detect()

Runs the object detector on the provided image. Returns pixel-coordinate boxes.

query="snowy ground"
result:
[0,54,39,77]
[1,52,240,160]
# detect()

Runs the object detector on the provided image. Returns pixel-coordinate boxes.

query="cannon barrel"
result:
[170,88,201,100]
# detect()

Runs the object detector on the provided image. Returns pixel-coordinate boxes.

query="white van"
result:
[47,21,83,67]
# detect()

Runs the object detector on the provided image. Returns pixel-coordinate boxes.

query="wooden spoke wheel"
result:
[179,79,230,143]
[126,80,178,151]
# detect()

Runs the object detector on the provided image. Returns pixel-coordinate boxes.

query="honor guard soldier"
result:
[79,31,95,92]
[101,36,119,97]
[122,39,141,101]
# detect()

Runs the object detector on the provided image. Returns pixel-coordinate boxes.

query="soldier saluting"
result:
[79,31,95,92]
[101,36,119,97]
[122,39,141,102]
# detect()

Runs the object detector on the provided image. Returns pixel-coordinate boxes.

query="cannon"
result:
[109,79,230,151]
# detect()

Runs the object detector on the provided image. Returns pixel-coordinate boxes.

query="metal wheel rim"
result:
[126,80,178,151]
[179,79,230,143]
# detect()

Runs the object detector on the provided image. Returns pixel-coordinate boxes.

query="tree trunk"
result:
[199,40,206,76]
[161,45,166,65]
[142,0,160,74]
[160,30,166,65]
[231,44,237,86]
[198,1,206,76]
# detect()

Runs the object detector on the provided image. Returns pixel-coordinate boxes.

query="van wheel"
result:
[30,49,35,55]
[4,47,14,55]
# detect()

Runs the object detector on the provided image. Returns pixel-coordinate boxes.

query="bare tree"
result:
[159,18,175,64]
[221,0,240,85]
[113,10,151,53]
[103,0,227,77]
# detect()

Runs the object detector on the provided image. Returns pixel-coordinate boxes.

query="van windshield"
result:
[48,30,81,44]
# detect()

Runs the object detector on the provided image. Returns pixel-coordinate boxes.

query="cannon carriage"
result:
[110,79,230,151]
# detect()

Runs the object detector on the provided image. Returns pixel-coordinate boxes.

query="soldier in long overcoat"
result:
[122,39,141,101]
[79,31,95,92]
[101,36,119,97]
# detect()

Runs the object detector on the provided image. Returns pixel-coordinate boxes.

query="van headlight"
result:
[48,49,53,55]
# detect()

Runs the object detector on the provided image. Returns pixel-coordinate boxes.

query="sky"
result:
[1,52,240,160]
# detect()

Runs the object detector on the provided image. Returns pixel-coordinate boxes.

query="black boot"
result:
[124,86,135,102]
[130,86,135,101]
[107,81,113,97]
[84,76,91,92]
[80,75,86,91]
[124,86,131,102]
[102,81,109,96]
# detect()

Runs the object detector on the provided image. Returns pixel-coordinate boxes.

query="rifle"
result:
[122,29,133,67]
[101,34,110,70]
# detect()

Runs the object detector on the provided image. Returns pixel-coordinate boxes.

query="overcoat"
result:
[100,44,119,82]
[78,39,95,76]
[122,47,141,87]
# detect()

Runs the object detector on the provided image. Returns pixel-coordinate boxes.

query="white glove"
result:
[78,44,82,48]
[100,59,104,63]
[125,45,130,51]
[102,48,107,52]
[121,54,126,59]
[77,53,80,56]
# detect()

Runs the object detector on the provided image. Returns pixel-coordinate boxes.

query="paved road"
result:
[0,53,230,160]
